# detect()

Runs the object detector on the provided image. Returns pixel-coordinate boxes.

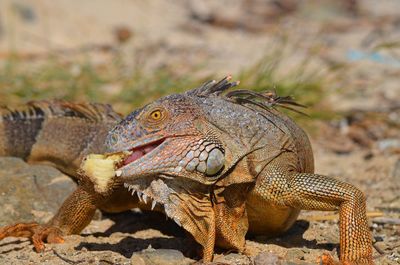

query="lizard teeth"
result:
[142,194,148,204]
[126,187,153,206]
[174,218,181,227]
[137,191,143,202]
[124,183,136,196]
[124,183,132,189]
[115,170,122,177]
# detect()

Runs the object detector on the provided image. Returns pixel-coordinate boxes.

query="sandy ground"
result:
[0,1,399,264]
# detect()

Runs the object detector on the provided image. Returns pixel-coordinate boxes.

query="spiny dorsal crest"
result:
[225,89,308,116]
[185,75,239,97]
[0,100,121,122]
[187,76,307,116]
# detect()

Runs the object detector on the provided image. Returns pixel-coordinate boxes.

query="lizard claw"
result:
[317,253,373,265]
[317,253,340,265]
[0,222,64,252]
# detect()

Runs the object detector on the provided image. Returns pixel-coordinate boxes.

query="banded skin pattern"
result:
[0,78,372,264]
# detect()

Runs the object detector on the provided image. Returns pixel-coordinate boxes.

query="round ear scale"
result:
[205,148,224,176]
[177,139,225,177]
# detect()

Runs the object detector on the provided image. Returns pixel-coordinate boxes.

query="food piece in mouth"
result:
[81,153,127,194]
[122,138,164,166]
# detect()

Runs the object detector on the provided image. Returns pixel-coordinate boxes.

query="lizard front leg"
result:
[0,163,137,252]
[287,173,372,264]
[0,152,142,251]
[0,186,101,251]
[254,161,373,264]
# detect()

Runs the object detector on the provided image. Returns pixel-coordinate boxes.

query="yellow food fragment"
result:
[81,153,125,193]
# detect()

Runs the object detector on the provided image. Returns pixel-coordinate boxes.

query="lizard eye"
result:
[150,110,162,120]
[148,109,167,123]
[143,108,168,128]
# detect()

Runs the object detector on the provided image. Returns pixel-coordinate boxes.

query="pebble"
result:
[253,252,281,265]
[130,249,194,265]
[378,139,400,152]
[284,249,305,261]
[213,253,251,265]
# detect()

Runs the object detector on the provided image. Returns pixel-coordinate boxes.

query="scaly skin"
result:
[0,101,141,249]
[0,100,119,175]
[0,79,372,264]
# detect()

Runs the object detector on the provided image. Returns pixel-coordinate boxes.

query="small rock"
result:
[374,241,388,251]
[254,252,281,265]
[377,139,400,153]
[130,248,194,265]
[131,254,146,265]
[0,157,76,225]
[284,249,305,261]
[213,253,251,265]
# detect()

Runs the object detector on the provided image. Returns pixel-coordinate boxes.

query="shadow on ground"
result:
[252,220,337,250]
[76,211,337,259]
[76,210,197,258]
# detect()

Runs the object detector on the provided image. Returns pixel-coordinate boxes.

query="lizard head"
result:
[105,77,241,186]
[104,77,248,253]
[106,95,226,183]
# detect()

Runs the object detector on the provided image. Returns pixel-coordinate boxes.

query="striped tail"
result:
[0,100,121,176]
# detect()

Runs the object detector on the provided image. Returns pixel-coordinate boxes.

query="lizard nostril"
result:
[109,134,118,145]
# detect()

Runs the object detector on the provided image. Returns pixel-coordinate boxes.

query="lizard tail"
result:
[0,100,121,172]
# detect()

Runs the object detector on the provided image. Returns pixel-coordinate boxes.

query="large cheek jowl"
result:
[205,148,224,175]
[179,145,225,176]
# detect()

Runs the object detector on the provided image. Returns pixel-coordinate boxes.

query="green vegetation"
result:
[0,54,199,114]
[0,49,334,125]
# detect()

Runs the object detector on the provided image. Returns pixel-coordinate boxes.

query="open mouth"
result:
[120,138,165,167]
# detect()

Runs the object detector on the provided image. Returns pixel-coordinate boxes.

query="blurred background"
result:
[0,1,399,264]
[1,0,399,151]
[0,0,398,113]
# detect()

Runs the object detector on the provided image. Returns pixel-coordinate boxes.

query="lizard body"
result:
[0,101,140,234]
[0,78,372,264]
[0,100,119,175]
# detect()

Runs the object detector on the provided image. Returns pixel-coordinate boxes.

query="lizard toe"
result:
[0,222,40,240]
[0,222,64,252]
[32,226,64,252]
[318,253,340,265]
[318,253,373,265]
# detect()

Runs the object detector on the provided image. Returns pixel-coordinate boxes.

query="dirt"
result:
[0,0,399,264]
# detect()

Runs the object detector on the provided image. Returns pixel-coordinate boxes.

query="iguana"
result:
[0,77,372,264]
